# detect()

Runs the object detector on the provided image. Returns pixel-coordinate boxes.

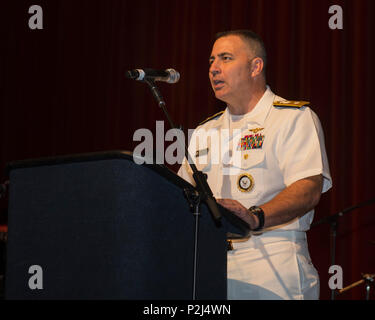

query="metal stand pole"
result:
[143,79,222,224]
[338,273,374,300]
[311,198,375,300]
[183,188,202,300]
[364,274,374,300]
[141,78,224,299]
[330,220,337,300]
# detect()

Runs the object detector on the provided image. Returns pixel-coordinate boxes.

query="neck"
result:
[227,83,267,115]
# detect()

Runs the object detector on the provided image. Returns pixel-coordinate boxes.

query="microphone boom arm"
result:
[144,79,222,223]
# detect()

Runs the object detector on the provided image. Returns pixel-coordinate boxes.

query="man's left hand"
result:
[217,199,258,229]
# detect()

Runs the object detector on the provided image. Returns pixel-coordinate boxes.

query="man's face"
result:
[209,35,255,104]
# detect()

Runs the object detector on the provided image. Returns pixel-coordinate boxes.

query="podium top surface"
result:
[6,150,189,189]
[6,150,250,237]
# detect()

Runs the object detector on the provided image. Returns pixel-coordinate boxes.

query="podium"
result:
[5,151,249,299]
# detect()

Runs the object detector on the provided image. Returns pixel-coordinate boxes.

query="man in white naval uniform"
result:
[177,30,332,300]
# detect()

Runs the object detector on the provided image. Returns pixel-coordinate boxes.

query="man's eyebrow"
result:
[209,52,234,60]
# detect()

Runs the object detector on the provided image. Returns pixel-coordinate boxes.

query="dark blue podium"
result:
[5,151,249,299]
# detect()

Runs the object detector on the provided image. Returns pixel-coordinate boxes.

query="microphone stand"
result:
[311,197,375,300]
[337,273,374,300]
[143,79,222,300]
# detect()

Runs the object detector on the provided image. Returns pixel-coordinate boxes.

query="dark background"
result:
[1,0,374,300]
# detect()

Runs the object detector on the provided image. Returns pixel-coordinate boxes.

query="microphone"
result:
[126,68,180,84]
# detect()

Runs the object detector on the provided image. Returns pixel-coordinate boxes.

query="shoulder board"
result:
[199,110,224,126]
[273,100,310,108]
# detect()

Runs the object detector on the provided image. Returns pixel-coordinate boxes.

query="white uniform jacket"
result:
[178,86,332,299]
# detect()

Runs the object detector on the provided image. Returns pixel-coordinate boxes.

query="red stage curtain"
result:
[1,0,374,300]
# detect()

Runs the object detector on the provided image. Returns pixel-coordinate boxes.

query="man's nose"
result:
[209,61,220,76]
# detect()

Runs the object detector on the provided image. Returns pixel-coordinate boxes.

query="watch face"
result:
[237,173,254,192]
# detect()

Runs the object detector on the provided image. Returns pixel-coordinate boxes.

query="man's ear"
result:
[251,57,264,77]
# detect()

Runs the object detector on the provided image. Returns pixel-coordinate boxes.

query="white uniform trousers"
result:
[227,231,319,300]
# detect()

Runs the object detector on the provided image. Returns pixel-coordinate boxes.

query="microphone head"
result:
[126,68,180,83]
[166,68,180,84]
[126,69,145,80]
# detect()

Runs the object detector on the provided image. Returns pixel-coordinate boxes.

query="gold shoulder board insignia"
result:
[199,110,224,126]
[273,100,310,108]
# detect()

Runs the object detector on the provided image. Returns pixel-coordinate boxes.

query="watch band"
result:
[249,206,265,231]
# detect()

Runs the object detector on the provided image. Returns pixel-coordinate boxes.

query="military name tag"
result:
[237,173,254,192]
[195,148,209,157]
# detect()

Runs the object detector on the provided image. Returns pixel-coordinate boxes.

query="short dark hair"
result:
[215,30,267,74]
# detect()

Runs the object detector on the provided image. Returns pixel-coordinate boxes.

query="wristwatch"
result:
[249,206,265,231]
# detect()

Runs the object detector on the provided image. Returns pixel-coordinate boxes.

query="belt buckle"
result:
[227,240,234,251]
